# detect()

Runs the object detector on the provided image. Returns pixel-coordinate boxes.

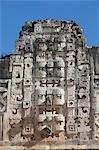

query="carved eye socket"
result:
[27,64,30,67]
[82,95,86,99]
[16,72,20,78]
[83,109,87,113]
[70,101,73,105]
[70,62,72,65]
[70,78,73,82]
[82,108,87,113]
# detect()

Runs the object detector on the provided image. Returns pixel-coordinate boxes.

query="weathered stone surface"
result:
[0,19,99,149]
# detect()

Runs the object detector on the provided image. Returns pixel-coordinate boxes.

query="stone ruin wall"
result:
[0,19,99,149]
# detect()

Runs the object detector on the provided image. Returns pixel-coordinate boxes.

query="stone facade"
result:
[0,19,99,149]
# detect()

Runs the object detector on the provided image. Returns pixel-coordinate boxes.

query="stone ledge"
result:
[0,144,99,150]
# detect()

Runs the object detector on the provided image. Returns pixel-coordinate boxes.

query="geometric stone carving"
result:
[0,19,99,149]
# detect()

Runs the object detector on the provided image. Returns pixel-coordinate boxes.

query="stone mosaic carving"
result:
[0,19,99,149]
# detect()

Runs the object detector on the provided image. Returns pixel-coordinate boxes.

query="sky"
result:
[0,0,99,56]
